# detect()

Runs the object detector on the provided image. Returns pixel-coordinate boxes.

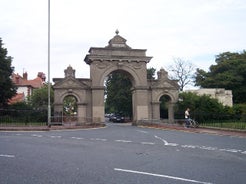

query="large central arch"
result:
[84,32,152,122]
[53,31,179,124]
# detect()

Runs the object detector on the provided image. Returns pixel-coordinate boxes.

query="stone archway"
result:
[53,31,179,124]
[148,68,179,123]
[84,31,152,123]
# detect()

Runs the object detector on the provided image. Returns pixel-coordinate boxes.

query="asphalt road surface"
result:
[1,122,245,184]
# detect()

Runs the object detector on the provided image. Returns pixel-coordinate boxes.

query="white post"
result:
[47,0,51,127]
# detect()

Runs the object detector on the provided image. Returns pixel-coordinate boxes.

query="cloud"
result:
[1,0,245,82]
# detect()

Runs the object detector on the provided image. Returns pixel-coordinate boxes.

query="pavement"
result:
[0,123,245,137]
[139,123,246,137]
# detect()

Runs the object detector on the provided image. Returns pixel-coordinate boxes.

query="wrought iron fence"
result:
[0,109,47,126]
[0,109,102,127]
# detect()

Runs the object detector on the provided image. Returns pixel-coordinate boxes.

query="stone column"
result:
[91,86,105,123]
[77,103,87,123]
[132,87,149,123]
[168,102,175,123]
[151,101,161,120]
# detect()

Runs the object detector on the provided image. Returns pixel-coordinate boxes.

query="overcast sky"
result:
[1,0,246,82]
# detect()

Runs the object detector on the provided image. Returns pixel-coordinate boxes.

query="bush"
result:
[0,102,47,124]
[175,92,245,122]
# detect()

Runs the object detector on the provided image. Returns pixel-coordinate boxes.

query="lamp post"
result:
[47,0,51,127]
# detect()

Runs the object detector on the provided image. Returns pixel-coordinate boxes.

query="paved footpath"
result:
[141,123,246,137]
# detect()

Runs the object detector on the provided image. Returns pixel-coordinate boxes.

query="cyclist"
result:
[184,108,190,128]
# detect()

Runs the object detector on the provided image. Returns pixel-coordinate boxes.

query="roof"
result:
[12,73,44,88]
[8,93,25,105]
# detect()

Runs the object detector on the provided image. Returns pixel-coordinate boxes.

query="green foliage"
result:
[0,102,47,123]
[28,84,54,110]
[105,68,157,117]
[176,92,229,122]
[8,101,32,110]
[0,38,17,107]
[105,71,132,117]
[160,95,171,119]
[195,51,246,103]
[147,67,156,79]
[63,95,77,115]
[232,104,246,120]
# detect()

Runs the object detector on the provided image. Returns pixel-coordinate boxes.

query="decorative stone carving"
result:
[64,65,75,78]
[53,31,179,123]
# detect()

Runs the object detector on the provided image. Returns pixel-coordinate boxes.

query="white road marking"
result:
[141,142,155,145]
[154,135,246,155]
[15,133,246,155]
[115,140,132,143]
[0,154,15,158]
[219,148,241,153]
[114,168,213,184]
[136,130,148,134]
[90,138,107,141]
[199,146,218,151]
[50,135,61,138]
[31,134,43,138]
[70,137,84,140]
[182,145,197,149]
[154,135,178,146]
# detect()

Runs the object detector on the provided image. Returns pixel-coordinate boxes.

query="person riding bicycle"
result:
[184,108,190,128]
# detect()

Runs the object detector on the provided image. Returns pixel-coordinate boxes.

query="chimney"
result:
[23,72,28,80]
[38,72,46,82]
[16,74,20,84]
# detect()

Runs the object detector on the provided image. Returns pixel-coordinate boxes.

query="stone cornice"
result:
[85,55,152,64]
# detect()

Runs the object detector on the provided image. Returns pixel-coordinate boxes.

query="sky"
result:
[1,0,246,83]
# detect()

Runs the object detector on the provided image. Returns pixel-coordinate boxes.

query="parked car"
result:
[112,114,125,123]
[109,113,116,122]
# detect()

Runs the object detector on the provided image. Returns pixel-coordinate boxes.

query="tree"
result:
[63,95,77,115]
[147,67,156,79]
[195,51,246,103]
[0,38,17,107]
[176,92,228,122]
[168,58,195,91]
[105,71,132,117]
[28,84,54,110]
[105,68,157,117]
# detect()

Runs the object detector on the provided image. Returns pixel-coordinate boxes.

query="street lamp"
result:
[47,0,51,127]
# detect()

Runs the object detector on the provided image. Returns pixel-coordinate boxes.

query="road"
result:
[0,122,246,184]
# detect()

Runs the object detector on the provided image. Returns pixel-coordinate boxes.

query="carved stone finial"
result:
[157,68,168,80]
[64,65,75,78]
[115,29,119,35]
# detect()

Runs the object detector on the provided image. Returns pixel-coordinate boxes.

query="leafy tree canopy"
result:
[195,51,246,103]
[63,95,77,115]
[105,71,132,117]
[105,68,157,117]
[147,67,156,79]
[0,38,16,107]
[28,84,54,110]
[176,92,229,122]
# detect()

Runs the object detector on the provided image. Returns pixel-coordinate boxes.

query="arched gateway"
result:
[53,32,179,124]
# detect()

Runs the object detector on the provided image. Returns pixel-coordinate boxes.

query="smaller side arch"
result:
[150,89,179,123]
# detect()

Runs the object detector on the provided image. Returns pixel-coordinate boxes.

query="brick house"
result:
[8,72,46,104]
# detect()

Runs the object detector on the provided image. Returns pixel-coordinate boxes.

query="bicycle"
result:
[189,118,199,128]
